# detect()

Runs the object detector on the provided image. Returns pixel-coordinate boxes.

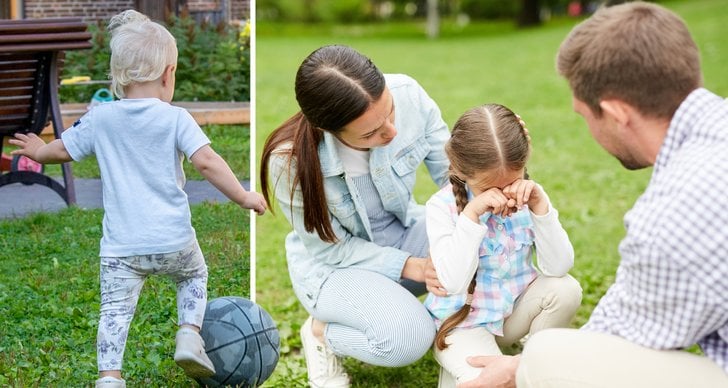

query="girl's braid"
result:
[449,173,469,214]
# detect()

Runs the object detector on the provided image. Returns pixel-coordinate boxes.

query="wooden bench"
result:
[0,18,92,205]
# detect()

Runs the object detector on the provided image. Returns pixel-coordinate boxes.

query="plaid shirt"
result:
[424,185,539,335]
[583,88,728,374]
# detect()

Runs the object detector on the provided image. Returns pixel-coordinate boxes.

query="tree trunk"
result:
[426,0,439,39]
[303,0,316,22]
[517,0,541,27]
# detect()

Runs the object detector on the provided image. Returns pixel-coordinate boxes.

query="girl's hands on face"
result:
[463,188,511,222]
[502,179,548,215]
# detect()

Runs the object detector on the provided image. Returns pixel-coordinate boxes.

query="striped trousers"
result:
[311,268,436,367]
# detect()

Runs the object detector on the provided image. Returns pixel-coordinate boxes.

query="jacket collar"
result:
[319,131,345,178]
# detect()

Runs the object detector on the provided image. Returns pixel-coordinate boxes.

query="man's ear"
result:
[599,99,632,127]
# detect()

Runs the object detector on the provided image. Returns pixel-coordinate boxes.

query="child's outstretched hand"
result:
[502,179,548,215]
[241,191,268,215]
[9,133,46,161]
[9,133,71,164]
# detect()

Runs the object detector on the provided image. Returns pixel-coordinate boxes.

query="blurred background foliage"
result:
[59,12,250,104]
[256,0,649,25]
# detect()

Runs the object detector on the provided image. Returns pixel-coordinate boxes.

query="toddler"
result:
[10,10,267,388]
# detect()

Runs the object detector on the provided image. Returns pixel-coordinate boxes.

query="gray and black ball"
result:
[196,297,280,387]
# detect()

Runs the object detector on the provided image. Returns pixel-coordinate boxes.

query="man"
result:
[459,2,728,387]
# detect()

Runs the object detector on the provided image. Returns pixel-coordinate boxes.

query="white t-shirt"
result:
[332,136,370,177]
[62,98,210,257]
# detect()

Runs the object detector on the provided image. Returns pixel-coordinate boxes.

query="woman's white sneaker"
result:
[300,317,350,388]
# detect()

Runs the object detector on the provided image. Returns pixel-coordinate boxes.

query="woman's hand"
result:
[502,179,548,215]
[401,256,425,282]
[424,257,447,296]
[402,256,446,296]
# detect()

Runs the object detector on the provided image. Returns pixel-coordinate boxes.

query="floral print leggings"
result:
[96,241,208,372]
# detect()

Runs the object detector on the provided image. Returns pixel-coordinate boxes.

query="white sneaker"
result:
[95,376,126,388]
[300,317,350,388]
[174,327,216,378]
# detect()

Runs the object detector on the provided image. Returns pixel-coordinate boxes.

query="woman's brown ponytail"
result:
[260,45,385,243]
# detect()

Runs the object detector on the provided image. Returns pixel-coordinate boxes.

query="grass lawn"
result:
[255,0,728,386]
[0,125,253,386]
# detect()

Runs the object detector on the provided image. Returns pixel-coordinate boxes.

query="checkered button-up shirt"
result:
[425,200,538,335]
[424,184,574,335]
[583,88,728,373]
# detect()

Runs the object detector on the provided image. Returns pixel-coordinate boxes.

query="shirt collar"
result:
[656,88,723,171]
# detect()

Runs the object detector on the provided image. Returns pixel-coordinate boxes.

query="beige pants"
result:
[436,275,582,387]
[517,328,728,388]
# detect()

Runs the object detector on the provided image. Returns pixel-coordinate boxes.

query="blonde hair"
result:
[108,10,178,98]
[557,2,701,119]
[435,103,530,351]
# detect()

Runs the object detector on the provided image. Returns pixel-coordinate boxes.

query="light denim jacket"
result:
[268,74,451,310]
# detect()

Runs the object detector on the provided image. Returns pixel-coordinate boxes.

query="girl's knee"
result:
[541,275,582,309]
[557,275,583,307]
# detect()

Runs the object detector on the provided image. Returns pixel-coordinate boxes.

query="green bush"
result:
[58,20,110,104]
[256,0,579,23]
[258,0,373,22]
[312,0,373,23]
[59,16,249,104]
[458,0,520,19]
[257,0,310,22]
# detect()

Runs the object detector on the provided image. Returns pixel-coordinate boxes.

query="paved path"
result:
[0,178,248,220]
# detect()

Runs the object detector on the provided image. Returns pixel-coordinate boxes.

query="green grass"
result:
[255,0,728,386]
[0,124,252,386]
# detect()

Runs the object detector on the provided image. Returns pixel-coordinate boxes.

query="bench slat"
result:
[0,78,35,87]
[0,86,33,96]
[0,103,32,114]
[0,32,92,45]
[0,20,89,35]
[0,72,36,81]
[0,41,93,53]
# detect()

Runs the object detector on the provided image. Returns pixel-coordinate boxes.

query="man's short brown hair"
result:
[557,2,701,119]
